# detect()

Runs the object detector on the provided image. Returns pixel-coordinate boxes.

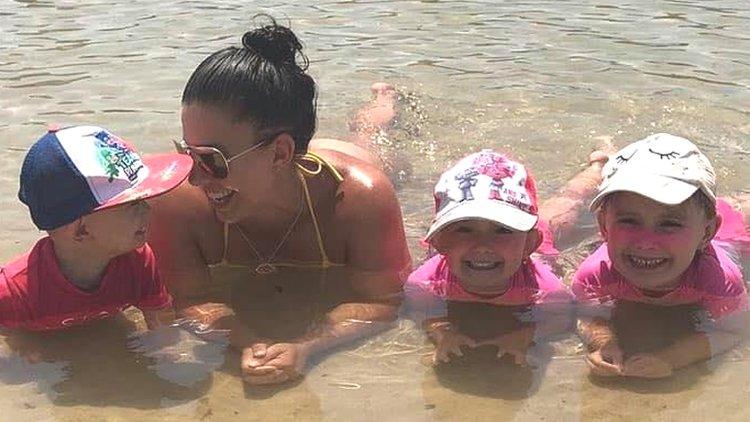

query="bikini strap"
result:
[295,151,344,183]
[297,169,334,268]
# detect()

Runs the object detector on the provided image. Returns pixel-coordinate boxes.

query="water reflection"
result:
[0,314,211,409]
[127,322,228,388]
[0,0,749,419]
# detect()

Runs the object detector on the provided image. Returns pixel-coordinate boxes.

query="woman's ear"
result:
[271,133,296,169]
[523,228,543,257]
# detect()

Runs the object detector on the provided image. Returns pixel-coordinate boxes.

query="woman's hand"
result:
[586,340,624,377]
[622,353,674,378]
[241,342,310,385]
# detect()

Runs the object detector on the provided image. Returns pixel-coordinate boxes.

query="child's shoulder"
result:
[1,237,55,282]
[406,254,445,283]
[692,241,745,297]
[571,243,615,285]
[527,256,565,289]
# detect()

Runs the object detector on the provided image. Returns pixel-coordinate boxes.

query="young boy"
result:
[0,125,192,331]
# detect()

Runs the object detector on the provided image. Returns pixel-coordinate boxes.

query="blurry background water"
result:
[0,0,749,420]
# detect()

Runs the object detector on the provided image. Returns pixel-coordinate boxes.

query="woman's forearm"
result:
[294,302,397,356]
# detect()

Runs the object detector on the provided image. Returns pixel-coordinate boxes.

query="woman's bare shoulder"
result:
[311,146,395,207]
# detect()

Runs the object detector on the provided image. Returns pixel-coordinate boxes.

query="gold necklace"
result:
[234,186,305,275]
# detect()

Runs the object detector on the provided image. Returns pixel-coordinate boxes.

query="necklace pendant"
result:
[254,262,278,275]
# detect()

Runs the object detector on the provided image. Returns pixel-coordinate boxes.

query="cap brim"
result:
[95,153,192,210]
[425,200,538,241]
[590,172,699,211]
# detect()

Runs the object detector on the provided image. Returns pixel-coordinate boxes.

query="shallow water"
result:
[1,0,749,420]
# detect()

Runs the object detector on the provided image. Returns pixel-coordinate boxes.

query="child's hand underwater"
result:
[478,332,533,366]
[431,325,477,364]
[586,341,624,377]
[622,353,674,378]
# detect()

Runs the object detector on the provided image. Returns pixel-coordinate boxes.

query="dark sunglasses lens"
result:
[196,151,228,179]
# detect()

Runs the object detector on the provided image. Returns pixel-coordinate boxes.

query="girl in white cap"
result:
[406,148,610,366]
[574,133,750,379]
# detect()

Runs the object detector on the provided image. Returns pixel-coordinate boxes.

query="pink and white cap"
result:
[425,149,540,241]
[590,133,717,211]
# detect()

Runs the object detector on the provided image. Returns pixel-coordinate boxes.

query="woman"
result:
[148,18,411,385]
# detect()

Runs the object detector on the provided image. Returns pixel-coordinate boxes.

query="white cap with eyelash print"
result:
[589,133,717,211]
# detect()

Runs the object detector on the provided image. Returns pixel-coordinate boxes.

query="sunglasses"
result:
[172,137,272,179]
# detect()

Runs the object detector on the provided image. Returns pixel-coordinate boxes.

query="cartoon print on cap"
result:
[93,130,144,183]
[455,168,479,202]
[473,152,517,201]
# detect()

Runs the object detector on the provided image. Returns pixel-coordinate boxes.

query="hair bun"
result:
[242,20,307,69]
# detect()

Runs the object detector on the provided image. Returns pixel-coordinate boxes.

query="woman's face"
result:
[181,104,274,223]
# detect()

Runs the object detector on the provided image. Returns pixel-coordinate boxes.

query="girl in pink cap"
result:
[406,148,610,365]
[574,133,750,379]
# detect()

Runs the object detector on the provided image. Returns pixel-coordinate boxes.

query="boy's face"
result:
[82,200,151,256]
[432,219,540,295]
[598,192,717,291]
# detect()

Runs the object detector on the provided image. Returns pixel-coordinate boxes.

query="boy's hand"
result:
[586,340,624,377]
[143,307,176,330]
[622,353,674,378]
[430,323,477,364]
[179,302,235,329]
[241,342,309,385]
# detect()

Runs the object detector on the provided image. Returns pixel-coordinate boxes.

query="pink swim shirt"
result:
[407,253,571,307]
[572,199,748,319]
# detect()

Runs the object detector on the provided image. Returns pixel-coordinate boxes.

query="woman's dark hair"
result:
[182,16,317,152]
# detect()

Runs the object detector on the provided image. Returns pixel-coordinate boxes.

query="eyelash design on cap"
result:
[615,149,637,164]
[648,148,679,160]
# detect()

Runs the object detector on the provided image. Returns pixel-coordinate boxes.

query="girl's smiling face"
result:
[432,219,540,295]
[598,192,719,291]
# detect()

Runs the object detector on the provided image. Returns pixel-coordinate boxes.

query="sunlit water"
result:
[1,0,749,420]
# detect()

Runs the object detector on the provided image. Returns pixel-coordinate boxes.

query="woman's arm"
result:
[241,163,411,385]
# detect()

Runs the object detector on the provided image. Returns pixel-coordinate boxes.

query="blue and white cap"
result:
[19,125,192,230]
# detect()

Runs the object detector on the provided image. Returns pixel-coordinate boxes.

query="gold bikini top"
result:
[210,151,345,271]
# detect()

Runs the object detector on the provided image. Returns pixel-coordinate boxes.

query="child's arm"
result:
[578,317,624,376]
[624,310,750,378]
[622,332,711,378]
